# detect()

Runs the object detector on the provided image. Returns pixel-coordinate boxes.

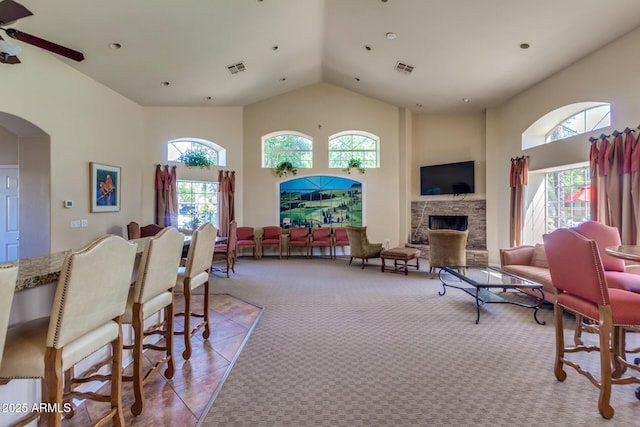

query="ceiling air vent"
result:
[227,62,246,74]
[395,61,415,74]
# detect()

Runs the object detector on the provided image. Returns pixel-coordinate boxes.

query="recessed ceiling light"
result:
[355,77,361,82]
[280,77,286,82]
[416,103,423,108]
[520,43,530,49]
[462,98,470,103]
[204,96,212,100]
[365,45,372,51]
[109,43,122,49]
[385,32,397,40]
[160,81,170,86]
[272,46,279,51]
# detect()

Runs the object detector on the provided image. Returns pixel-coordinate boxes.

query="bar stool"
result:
[121,227,184,415]
[174,222,217,360]
[0,235,136,427]
[0,264,18,359]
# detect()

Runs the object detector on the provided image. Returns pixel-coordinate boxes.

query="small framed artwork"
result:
[90,162,121,212]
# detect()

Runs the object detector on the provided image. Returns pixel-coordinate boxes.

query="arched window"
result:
[545,105,610,143]
[167,138,225,229]
[522,102,610,149]
[262,131,313,168]
[167,137,226,166]
[328,131,379,169]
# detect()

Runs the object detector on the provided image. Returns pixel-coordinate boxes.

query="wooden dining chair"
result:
[544,228,640,419]
[174,222,217,360]
[0,264,18,360]
[0,235,137,426]
[259,226,283,258]
[213,220,238,277]
[121,227,184,415]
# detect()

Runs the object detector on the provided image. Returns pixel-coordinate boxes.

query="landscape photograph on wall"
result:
[279,176,362,229]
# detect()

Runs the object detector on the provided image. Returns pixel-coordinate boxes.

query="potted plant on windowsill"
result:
[343,158,365,174]
[275,161,297,177]
[178,148,215,169]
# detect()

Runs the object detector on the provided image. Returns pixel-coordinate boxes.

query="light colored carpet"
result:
[201,257,640,426]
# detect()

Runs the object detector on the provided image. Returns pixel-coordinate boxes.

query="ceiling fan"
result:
[0,0,84,64]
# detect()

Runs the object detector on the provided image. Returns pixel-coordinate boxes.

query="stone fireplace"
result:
[428,215,468,231]
[407,199,487,265]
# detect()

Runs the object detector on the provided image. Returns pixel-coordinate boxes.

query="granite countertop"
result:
[10,238,151,292]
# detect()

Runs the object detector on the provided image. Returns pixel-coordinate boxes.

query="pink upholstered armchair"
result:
[310,227,332,259]
[544,227,640,419]
[236,226,258,259]
[260,226,282,258]
[287,227,310,259]
[573,221,640,293]
[332,227,349,259]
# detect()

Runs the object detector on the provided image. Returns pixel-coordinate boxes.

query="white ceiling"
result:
[7,0,640,112]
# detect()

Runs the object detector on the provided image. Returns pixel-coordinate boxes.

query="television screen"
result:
[420,160,475,195]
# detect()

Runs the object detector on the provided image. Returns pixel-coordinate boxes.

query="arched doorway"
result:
[0,112,51,261]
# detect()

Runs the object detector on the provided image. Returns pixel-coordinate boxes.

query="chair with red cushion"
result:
[237,226,258,259]
[573,221,640,293]
[213,220,237,277]
[287,227,310,259]
[543,227,640,419]
[332,227,349,259]
[260,226,282,258]
[310,227,333,259]
[141,223,164,238]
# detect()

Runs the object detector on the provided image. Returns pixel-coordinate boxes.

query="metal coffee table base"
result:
[438,266,546,325]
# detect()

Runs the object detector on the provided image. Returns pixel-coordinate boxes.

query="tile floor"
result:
[60,292,262,426]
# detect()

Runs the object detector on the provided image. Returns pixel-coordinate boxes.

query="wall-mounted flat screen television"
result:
[420,160,475,195]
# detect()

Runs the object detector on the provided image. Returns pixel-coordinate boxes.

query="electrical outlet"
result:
[70,220,81,228]
[383,239,390,248]
[81,219,88,228]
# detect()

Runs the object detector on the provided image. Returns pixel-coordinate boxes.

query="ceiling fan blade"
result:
[5,28,84,61]
[0,0,32,25]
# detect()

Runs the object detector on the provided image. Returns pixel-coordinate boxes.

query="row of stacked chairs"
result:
[236,226,350,259]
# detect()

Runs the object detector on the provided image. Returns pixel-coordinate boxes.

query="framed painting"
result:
[90,162,121,212]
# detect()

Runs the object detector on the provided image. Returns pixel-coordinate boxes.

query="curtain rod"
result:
[510,155,529,161]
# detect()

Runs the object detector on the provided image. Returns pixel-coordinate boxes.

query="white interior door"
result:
[0,165,19,262]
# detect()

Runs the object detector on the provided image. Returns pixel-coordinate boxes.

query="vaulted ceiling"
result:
[7,0,640,112]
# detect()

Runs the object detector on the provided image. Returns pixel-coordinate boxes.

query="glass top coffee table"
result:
[438,266,545,325]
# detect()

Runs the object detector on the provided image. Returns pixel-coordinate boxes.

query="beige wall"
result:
[242,82,401,246]
[0,48,143,252]
[0,127,19,163]
[4,25,640,260]
[411,112,487,201]
[142,107,244,226]
[486,26,640,263]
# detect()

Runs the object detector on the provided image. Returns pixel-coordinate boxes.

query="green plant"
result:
[186,209,205,230]
[178,148,215,168]
[275,161,298,177]
[343,158,365,174]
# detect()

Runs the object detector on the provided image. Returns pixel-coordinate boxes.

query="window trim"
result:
[168,137,227,166]
[261,130,313,168]
[328,130,380,169]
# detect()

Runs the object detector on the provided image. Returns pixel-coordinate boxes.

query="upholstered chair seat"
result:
[0,264,17,360]
[427,228,468,276]
[0,235,137,427]
[287,227,310,258]
[213,220,238,277]
[236,226,258,259]
[544,228,640,419]
[310,227,332,258]
[332,227,349,259]
[121,227,184,415]
[345,226,382,268]
[174,222,217,360]
[259,226,283,258]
